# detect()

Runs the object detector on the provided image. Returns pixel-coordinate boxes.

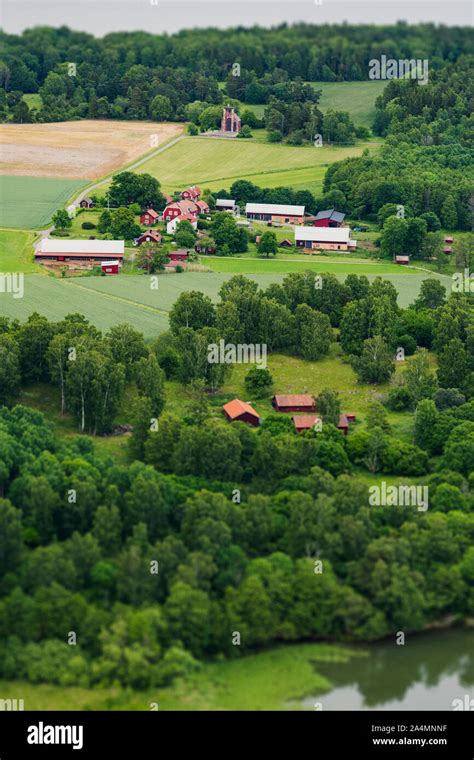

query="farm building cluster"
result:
[223,394,355,434]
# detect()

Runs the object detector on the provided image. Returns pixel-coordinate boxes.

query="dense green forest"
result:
[323,55,474,230]
[1,23,472,123]
[0,274,473,689]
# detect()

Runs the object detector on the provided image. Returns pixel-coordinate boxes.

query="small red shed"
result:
[293,415,322,433]
[338,414,349,435]
[395,255,410,265]
[101,260,120,275]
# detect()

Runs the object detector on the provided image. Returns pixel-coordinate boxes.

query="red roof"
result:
[196,200,209,212]
[338,414,349,428]
[166,200,199,216]
[223,399,259,420]
[136,230,161,243]
[273,394,315,408]
[35,251,124,259]
[173,213,196,224]
[293,415,322,431]
[142,208,159,220]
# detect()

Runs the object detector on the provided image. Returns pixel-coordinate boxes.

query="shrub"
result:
[244,366,273,397]
[81,221,96,230]
[267,129,283,143]
[387,386,414,411]
[237,125,252,139]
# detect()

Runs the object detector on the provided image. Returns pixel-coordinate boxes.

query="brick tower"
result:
[221,105,241,133]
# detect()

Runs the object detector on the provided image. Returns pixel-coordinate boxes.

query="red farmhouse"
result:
[135,230,162,245]
[163,199,200,222]
[223,399,261,427]
[181,185,201,201]
[140,209,159,226]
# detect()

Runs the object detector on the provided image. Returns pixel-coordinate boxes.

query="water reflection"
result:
[303,630,474,710]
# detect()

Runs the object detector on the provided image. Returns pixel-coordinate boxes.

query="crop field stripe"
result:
[61,279,170,316]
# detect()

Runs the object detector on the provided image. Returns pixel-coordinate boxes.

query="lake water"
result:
[302,629,474,710]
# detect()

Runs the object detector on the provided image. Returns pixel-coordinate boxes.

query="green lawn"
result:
[0,274,169,339]
[0,229,41,273]
[309,81,387,129]
[0,175,86,229]
[0,641,358,710]
[130,136,379,197]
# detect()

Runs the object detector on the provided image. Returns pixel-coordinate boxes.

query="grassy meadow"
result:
[0,229,41,273]
[309,81,387,128]
[0,642,359,710]
[129,136,379,197]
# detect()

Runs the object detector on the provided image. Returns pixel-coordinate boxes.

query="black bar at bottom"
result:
[0,710,472,757]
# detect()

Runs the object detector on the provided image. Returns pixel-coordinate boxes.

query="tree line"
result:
[1,24,472,124]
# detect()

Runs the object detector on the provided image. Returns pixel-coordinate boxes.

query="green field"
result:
[131,136,379,197]
[0,229,41,272]
[0,641,358,710]
[0,274,169,338]
[202,255,425,276]
[0,268,450,338]
[309,81,387,128]
[0,175,86,229]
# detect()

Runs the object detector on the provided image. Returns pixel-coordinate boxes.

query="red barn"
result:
[79,197,94,209]
[223,399,261,427]
[395,255,410,265]
[140,209,159,226]
[101,260,120,275]
[135,230,162,245]
[313,209,346,227]
[169,250,189,262]
[272,394,316,413]
[181,185,201,201]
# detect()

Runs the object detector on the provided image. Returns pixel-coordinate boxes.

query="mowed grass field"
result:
[310,81,387,128]
[0,229,41,272]
[202,255,426,276]
[0,175,85,229]
[132,136,379,197]
[0,269,449,339]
